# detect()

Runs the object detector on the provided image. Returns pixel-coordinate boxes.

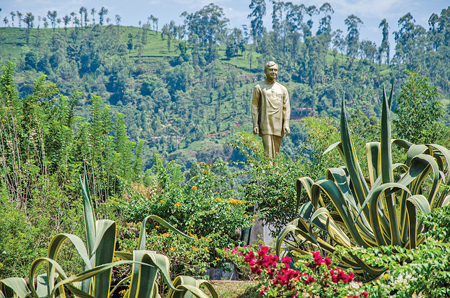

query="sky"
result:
[1,0,449,50]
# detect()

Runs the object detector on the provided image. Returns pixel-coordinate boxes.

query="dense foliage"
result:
[1,3,450,170]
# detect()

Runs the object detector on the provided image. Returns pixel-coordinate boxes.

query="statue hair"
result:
[264,61,278,72]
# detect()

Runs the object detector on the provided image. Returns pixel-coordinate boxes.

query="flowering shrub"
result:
[225,245,369,298]
[112,155,254,261]
[119,224,221,278]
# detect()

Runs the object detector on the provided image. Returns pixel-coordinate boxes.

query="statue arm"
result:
[283,88,291,136]
[251,86,260,134]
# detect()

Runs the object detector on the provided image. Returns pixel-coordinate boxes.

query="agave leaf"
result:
[0,278,30,298]
[381,86,402,246]
[366,142,381,187]
[128,251,158,298]
[114,251,133,261]
[340,97,370,219]
[167,276,214,298]
[296,177,314,213]
[29,257,68,298]
[80,173,96,257]
[442,195,450,207]
[44,233,90,297]
[392,139,413,151]
[49,261,148,298]
[93,220,117,298]
[35,274,49,298]
[406,195,431,248]
[368,183,412,247]
[138,215,194,251]
[310,208,352,248]
[311,180,369,247]
[80,172,96,294]
[347,253,385,276]
[406,145,431,166]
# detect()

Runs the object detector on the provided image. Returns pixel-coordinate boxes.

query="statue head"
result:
[264,61,278,81]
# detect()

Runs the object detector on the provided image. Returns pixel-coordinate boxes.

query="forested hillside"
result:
[1,3,450,171]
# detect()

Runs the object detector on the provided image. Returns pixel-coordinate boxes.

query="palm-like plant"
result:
[0,173,217,298]
[276,84,450,278]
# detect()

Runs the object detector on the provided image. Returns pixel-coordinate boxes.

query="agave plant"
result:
[0,173,218,298]
[276,84,450,278]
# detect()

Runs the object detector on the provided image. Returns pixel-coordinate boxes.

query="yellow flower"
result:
[160,200,164,203]
[170,248,175,251]
[186,252,189,255]
[189,233,194,237]
[191,246,199,251]
[252,219,256,222]
[191,186,197,191]
[205,247,209,253]
[384,273,389,279]
[175,202,182,207]
[227,207,231,210]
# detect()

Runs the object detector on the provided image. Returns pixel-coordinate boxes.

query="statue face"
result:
[265,65,278,80]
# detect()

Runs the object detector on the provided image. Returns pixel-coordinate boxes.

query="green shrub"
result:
[112,154,253,261]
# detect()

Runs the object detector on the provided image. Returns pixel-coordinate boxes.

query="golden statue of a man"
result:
[251,61,290,158]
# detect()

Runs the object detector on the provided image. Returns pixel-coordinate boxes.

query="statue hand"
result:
[284,127,290,136]
[253,127,259,135]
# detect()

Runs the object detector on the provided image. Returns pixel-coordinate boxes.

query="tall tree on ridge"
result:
[10,11,15,27]
[378,18,390,64]
[248,0,266,45]
[24,12,34,44]
[115,14,121,27]
[91,8,96,24]
[98,7,108,26]
[344,14,363,57]
[47,10,57,31]
[63,14,71,40]
[16,11,22,28]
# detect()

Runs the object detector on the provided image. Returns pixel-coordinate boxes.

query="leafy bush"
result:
[336,241,450,298]
[119,223,223,278]
[113,154,253,261]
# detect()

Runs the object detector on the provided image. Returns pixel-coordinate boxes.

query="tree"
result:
[10,11,15,27]
[248,0,266,45]
[378,18,390,64]
[47,10,57,31]
[91,8,96,24]
[360,40,377,62]
[16,11,22,28]
[115,14,121,27]
[23,12,34,44]
[98,7,108,26]
[181,4,229,61]
[3,16,8,27]
[62,14,71,40]
[393,70,445,144]
[317,2,334,36]
[79,6,87,27]
[344,14,363,57]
